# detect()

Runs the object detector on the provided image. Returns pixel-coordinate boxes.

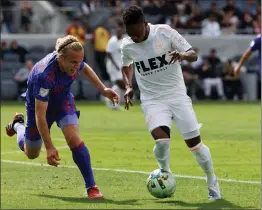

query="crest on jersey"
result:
[39,88,49,97]
[154,40,163,54]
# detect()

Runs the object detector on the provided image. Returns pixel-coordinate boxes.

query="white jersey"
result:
[106,35,122,70]
[121,24,192,102]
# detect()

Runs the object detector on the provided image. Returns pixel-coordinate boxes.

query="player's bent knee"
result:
[151,126,170,140]
[66,135,81,148]
[63,126,81,148]
[27,152,40,159]
[25,147,41,159]
[183,129,201,148]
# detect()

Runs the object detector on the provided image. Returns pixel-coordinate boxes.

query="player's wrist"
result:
[125,84,132,89]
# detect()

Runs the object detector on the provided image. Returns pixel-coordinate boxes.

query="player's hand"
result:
[168,51,185,64]
[102,88,120,106]
[124,87,134,110]
[46,146,60,167]
[233,65,241,78]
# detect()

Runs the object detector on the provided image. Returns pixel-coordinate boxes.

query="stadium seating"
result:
[1,79,18,100]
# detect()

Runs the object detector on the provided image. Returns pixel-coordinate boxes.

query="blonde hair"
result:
[55,35,83,58]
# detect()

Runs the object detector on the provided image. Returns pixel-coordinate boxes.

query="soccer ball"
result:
[146,169,176,198]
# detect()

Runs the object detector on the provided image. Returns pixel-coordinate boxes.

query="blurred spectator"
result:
[238,10,254,34]
[176,1,191,27]
[222,59,243,100]
[66,17,87,61]
[0,41,9,62]
[114,0,124,15]
[253,13,261,34]
[20,1,33,33]
[13,59,33,99]
[204,2,223,23]
[9,40,28,63]
[223,0,242,19]
[80,0,96,17]
[201,14,221,37]
[201,49,224,99]
[1,0,15,33]
[207,49,221,72]
[129,0,139,6]
[182,62,202,100]
[220,9,239,34]
[246,0,258,16]
[170,15,185,31]
[92,24,111,81]
[187,7,202,34]
[66,17,86,46]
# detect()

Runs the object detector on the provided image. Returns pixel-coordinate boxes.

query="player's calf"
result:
[184,131,221,200]
[151,126,172,173]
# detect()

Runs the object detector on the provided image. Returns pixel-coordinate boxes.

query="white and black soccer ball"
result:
[146,169,176,199]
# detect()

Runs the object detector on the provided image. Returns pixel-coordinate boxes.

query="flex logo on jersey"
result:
[134,54,169,76]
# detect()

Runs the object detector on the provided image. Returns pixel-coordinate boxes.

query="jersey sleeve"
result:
[33,73,53,102]
[170,27,192,52]
[120,42,133,67]
[249,36,260,52]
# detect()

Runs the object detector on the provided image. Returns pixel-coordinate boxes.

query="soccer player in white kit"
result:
[105,20,126,110]
[121,6,221,200]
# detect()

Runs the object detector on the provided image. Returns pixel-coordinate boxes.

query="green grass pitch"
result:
[1,101,260,209]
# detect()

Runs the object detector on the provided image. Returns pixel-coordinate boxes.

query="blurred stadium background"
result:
[1,0,261,101]
[1,1,261,209]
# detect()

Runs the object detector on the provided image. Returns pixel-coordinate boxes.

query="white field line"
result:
[1,145,68,155]
[1,159,260,185]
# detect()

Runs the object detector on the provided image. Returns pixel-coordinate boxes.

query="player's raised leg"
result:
[59,113,103,199]
[172,100,221,200]
[6,112,42,159]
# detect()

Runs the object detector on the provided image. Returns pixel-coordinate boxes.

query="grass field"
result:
[1,101,261,209]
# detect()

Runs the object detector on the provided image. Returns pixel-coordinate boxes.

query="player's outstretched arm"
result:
[81,63,120,104]
[35,99,60,167]
[122,65,134,110]
[234,48,252,77]
[82,63,107,92]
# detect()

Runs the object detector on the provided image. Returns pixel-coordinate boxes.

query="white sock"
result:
[14,123,25,133]
[190,142,216,186]
[14,123,25,151]
[153,138,172,173]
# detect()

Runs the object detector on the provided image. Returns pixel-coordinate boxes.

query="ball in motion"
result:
[146,169,176,198]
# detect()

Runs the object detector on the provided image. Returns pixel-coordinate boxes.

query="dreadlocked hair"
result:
[122,6,145,25]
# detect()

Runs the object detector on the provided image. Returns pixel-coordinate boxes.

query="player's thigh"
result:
[57,97,81,148]
[141,101,172,134]
[60,117,81,148]
[25,112,55,158]
[170,99,200,140]
[24,112,42,158]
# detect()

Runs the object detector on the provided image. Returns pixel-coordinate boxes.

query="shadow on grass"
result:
[156,198,254,209]
[37,194,141,205]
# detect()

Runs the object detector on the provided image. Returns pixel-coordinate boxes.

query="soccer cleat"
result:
[208,177,222,200]
[6,113,24,137]
[87,185,103,199]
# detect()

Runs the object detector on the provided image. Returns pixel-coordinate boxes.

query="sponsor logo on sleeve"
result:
[39,88,49,97]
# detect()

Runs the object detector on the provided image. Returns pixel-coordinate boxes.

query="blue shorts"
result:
[25,95,80,149]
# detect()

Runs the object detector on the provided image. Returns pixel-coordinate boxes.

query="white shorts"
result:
[106,62,123,82]
[141,98,199,138]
